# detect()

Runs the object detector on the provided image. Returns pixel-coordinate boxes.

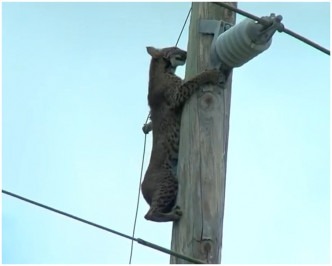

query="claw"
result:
[172,205,182,216]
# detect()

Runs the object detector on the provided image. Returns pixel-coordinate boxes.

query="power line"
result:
[175,5,192,47]
[212,2,330,56]
[2,189,204,264]
[282,27,330,55]
[213,2,269,25]
[129,113,150,264]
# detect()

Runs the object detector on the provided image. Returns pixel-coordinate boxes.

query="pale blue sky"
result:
[2,1,330,264]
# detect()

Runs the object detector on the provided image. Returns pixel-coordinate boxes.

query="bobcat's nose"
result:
[176,53,186,62]
[175,52,187,62]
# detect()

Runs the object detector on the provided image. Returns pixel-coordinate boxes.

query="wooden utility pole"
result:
[170,2,236,264]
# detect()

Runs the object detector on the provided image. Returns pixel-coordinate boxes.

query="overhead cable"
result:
[175,5,192,47]
[212,2,330,56]
[2,189,204,264]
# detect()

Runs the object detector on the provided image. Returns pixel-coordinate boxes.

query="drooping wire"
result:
[175,5,192,47]
[212,2,330,56]
[129,112,150,264]
[2,189,205,264]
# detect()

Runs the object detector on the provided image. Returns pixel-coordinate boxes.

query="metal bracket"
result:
[199,19,234,87]
[199,19,234,69]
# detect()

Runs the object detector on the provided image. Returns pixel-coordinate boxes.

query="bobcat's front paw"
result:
[204,69,220,85]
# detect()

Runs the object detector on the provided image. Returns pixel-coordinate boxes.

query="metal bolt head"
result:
[276,15,283,22]
[224,23,231,31]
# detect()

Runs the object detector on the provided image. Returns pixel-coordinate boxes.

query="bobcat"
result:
[141,46,220,222]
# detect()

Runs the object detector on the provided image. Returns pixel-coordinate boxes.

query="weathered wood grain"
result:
[170,2,236,264]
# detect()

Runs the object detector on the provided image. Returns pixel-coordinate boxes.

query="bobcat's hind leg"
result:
[144,176,181,222]
[144,204,182,222]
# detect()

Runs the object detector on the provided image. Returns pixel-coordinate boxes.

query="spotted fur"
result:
[141,46,219,222]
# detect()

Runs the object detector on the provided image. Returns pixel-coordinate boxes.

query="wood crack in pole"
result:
[170,2,236,264]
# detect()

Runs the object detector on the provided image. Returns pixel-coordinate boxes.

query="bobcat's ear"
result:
[146,46,161,59]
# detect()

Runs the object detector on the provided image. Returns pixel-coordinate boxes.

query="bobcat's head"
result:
[147,46,187,73]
